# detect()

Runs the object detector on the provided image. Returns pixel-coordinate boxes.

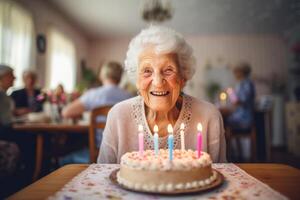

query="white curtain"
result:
[47,28,76,92]
[0,0,34,88]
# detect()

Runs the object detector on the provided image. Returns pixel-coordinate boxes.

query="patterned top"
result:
[98,94,226,163]
[228,78,256,129]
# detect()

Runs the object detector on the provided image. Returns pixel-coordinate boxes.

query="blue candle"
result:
[153,125,159,156]
[167,124,174,161]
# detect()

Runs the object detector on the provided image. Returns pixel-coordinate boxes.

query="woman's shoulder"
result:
[185,94,221,118]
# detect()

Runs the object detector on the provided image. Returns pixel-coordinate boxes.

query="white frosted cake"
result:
[117,149,218,192]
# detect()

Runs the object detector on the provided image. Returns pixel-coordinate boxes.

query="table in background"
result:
[8,163,300,200]
[13,123,89,181]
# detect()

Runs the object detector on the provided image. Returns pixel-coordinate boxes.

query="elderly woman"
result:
[0,64,15,126]
[0,64,19,179]
[98,26,226,163]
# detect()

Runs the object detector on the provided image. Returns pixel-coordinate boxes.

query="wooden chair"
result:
[89,105,112,163]
[225,124,257,162]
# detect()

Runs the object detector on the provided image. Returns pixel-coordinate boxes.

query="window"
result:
[47,28,76,92]
[0,0,34,88]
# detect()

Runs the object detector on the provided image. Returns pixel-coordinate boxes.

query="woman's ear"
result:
[181,78,187,89]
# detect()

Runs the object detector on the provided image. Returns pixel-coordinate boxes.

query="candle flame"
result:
[154,125,158,132]
[220,92,227,100]
[167,124,173,134]
[138,124,143,132]
[180,123,185,130]
[197,123,202,132]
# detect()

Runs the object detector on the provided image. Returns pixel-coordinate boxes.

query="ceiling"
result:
[49,0,300,39]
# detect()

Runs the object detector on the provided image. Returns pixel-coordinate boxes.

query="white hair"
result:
[124,25,196,83]
[0,64,13,78]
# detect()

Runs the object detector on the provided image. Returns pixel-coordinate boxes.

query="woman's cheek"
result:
[165,74,181,87]
[139,77,152,90]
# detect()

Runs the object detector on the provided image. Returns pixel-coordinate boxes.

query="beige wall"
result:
[87,34,289,100]
[14,0,89,88]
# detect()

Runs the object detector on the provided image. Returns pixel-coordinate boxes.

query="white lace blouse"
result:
[97,94,227,163]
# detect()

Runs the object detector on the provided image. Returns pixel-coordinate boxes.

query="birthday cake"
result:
[117,149,218,192]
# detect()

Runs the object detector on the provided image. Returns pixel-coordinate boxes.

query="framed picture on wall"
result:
[37,34,46,53]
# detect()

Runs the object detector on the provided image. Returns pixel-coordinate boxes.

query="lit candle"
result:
[153,125,159,156]
[219,92,227,107]
[197,123,203,158]
[167,124,174,161]
[138,124,144,157]
[180,123,185,151]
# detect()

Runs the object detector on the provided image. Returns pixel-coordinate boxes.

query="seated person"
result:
[60,61,132,164]
[0,64,15,128]
[226,62,256,131]
[0,64,19,185]
[10,70,42,116]
[97,25,227,164]
[0,64,35,180]
[53,84,67,104]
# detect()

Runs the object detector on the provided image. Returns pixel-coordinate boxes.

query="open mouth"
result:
[150,91,170,96]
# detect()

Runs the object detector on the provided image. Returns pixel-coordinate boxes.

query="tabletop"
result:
[8,163,300,200]
[13,123,88,133]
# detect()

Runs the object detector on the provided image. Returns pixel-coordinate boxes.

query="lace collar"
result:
[131,94,192,150]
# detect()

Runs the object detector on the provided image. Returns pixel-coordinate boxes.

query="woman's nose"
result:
[152,73,164,87]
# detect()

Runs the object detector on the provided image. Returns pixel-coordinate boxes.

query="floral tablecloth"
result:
[49,164,287,200]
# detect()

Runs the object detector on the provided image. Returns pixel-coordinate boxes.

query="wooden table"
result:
[13,123,89,181]
[13,123,88,133]
[8,163,300,200]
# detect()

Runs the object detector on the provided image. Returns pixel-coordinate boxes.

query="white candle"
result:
[180,123,185,151]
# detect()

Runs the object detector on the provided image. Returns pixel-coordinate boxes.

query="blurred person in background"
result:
[0,64,15,126]
[10,70,42,116]
[0,64,22,198]
[53,83,67,104]
[226,62,256,130]
[60,61,132,165]
[221,62,256,161]
[0,64,35,183]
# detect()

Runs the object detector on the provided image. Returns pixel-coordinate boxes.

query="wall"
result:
[14,0,89,88]
[87,34,289,100]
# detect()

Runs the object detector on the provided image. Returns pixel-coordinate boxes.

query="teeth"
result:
[151,91,168,96]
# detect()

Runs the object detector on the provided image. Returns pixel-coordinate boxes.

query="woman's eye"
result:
[142,68,152,77]
[164,68,175,75]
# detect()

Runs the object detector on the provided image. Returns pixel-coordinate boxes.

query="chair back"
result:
[89,105,112,163]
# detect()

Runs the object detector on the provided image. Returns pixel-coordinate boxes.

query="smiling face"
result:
[136,48,185,112]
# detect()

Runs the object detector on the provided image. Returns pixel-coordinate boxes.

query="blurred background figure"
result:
[227,62,256,130]
[10,70,42,116]
[0,64,35,179]
[0,64,15,126]
[220,62,256,161]
[60,61,132,165]
[0,64,22,198]
[53,84,67,105]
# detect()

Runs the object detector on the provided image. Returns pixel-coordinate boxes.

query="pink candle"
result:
[197,123,203,158]
[138,124,144,157]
